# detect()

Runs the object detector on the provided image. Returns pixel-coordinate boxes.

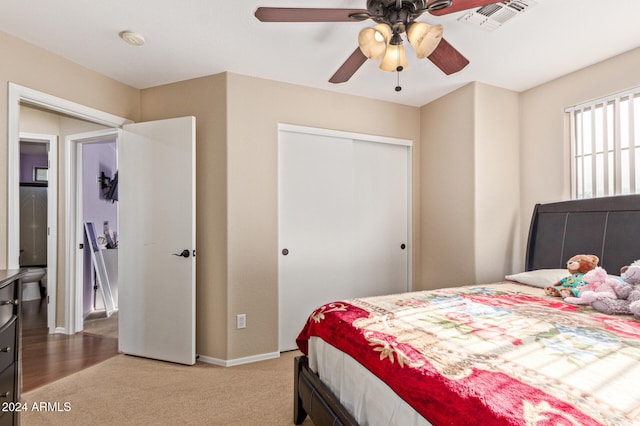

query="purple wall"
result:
[20,153,48,183]
[82,141,118,230]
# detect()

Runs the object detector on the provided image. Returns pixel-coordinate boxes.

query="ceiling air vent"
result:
[458,0,537,31]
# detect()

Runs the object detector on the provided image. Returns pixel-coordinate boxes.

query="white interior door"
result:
[119,116,196,365]
[278,127,410,351]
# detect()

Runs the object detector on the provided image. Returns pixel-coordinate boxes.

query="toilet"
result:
[21,268,46,301]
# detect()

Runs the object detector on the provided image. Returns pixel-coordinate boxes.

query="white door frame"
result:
[67,129,120,333]
[7,82,131,333]
[18,133,58,331]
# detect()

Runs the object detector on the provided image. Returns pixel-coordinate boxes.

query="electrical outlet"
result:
[236,314,246,329]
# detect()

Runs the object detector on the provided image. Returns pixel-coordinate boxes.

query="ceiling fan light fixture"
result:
[358,23,391,60]
[380,42,408,73]
[407,22,443,59]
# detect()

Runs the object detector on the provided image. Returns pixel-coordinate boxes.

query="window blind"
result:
[566,86,640,199]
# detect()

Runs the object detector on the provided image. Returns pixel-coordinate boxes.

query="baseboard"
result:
[197,351,280,367]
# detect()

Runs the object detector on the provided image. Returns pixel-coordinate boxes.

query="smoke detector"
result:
[119,30,145,46]
[458,0,537,31]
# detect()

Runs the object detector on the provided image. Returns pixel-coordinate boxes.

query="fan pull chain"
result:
[395,53,402,92]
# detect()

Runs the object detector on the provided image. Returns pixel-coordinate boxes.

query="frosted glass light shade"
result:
[379,43,408,72]
[358,23,392,60]
[407,22,443,59]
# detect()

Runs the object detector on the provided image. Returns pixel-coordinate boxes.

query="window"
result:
[567,87,640,199]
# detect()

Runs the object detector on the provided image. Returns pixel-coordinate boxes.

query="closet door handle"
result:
[282,249,289,256]
[400,244,406,250]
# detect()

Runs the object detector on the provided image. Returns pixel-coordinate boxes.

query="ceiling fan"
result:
[255,0,499,87]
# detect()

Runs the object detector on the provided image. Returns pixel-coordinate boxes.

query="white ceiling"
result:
[1,0,639,107]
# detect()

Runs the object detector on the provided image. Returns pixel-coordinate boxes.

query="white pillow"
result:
[505,269,569,288]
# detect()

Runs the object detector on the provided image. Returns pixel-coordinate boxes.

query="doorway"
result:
[69,130,120,336]
[17,133,58,332]
[9,83,197,365]
[7,83,130,335]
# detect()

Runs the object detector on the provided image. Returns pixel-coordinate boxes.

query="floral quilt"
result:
[296,283,640,425]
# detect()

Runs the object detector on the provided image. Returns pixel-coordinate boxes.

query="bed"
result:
[293,194,640,426]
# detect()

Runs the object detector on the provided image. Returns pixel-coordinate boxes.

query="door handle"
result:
[173,249,190,258]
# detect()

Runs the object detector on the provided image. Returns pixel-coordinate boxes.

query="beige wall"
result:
[420,84,476,288]
[421,46,640,286]
[419,83,520,288]
[20,107,61,135]
[224,74,420,360]
[519,47,640,260]
[474,83,520,281]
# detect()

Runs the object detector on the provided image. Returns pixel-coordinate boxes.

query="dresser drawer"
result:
[0,363,15,406]
[0,410,13,426]
[0,319,16,375]
[0,284,17,329]
[0,363,14,426]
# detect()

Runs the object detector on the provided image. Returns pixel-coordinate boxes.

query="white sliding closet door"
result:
[279,126,410,351]
[352,139,409,296]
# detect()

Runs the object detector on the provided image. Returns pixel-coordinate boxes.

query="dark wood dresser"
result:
[0,270,22,426]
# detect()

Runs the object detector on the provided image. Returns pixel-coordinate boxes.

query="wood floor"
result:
[20,299,119,393]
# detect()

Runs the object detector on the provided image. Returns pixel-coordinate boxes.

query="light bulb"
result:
[380,43,408,72]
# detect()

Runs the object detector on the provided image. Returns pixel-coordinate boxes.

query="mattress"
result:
[308,335,431,425]
[297,282,640,425]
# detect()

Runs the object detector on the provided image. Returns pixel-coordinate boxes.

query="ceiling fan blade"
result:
[329,48,368,84]
[429,0,499,16]
[255,8,368,22]
[427,38,469,75]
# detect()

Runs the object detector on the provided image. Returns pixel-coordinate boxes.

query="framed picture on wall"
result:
[34,167,48,182]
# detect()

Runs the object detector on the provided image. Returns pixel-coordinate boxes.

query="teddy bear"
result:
[591,260,640,318]
[563,266,631,305]
[545,254,599,298]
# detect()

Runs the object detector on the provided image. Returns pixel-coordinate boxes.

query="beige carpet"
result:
[21,351,314,426]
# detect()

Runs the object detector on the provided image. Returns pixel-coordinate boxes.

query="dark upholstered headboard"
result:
[526,195,640,274]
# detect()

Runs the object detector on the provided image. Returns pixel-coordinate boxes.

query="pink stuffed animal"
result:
[564,266,628,305]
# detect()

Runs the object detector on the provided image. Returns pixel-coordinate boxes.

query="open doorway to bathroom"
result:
[19,140,50,307]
